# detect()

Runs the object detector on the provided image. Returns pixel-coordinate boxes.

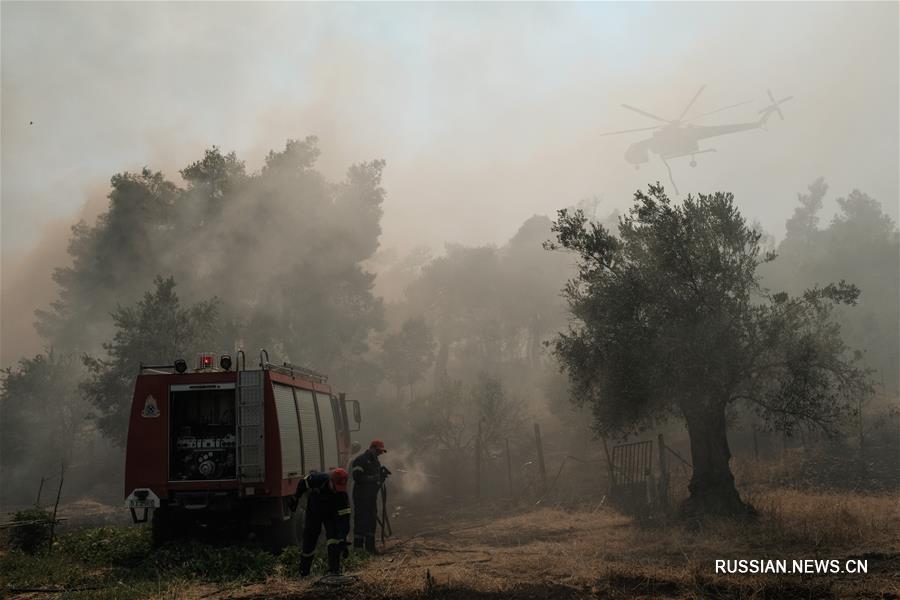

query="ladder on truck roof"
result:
[237,369,265,483]
[258,349,328,383]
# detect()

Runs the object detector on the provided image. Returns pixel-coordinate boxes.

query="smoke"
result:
[0,1,896,415]
[0,185,108,367]
[383,446,431,498]
[4,3,897,265]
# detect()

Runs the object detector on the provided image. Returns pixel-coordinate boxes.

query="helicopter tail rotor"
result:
[759,89,794,120]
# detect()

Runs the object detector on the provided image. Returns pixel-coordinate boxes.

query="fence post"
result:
[36,476,46,506]
[534,423,547,493]
[601,435,614,491]
[657,433,669,509]
[505,438,513,497]
[48,462,64,552]
[752,428,759,461]
[475,420,482,501]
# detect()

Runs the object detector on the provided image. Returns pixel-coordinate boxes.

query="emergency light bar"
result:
[197,353,216,370]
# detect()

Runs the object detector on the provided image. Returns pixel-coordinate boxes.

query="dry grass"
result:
[742,488,900,551]
[732,451,809,490]
[190,488,900,599]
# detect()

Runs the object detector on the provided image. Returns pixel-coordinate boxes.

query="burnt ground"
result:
[177,489,900,600]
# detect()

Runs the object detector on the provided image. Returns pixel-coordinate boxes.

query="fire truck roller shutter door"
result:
[315,392,339,470]
[273,383,302,478]
[294,389,322,473]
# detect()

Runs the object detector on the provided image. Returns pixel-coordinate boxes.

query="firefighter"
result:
[351,439,389,552]
[346,441,362,470]
[345,441,362,496]
[289,468,352,577]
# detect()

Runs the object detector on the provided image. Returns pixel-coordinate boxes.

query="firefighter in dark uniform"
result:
[351,439,389,552]
[289,468,351,577]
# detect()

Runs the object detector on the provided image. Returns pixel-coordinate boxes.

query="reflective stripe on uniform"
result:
[337,508,351,516]
[301,551,316,557]
[326,538,343,545]
[351,466,364,473]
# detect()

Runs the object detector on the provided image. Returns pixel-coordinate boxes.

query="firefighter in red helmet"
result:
[351,439,389,552]
[290,468,352,576]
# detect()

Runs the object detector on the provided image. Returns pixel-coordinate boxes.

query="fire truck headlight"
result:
[220,354,232,371]
[174,359,188,374]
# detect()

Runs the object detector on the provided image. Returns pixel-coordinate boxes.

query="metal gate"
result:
[609,440,653,509]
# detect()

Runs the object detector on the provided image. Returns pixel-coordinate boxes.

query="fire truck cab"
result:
[124,350,361,547]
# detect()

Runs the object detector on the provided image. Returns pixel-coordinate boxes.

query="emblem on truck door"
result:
[141,394,160,418]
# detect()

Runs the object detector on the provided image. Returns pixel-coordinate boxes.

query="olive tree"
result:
[547,184,871,515]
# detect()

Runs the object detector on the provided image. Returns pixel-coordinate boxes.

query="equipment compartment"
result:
[169,385,237,481]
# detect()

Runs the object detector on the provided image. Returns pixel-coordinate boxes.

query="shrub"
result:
[149,540,277,582]
[7,506,54,554]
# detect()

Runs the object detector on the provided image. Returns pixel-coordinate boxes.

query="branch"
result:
[732,393,842,433]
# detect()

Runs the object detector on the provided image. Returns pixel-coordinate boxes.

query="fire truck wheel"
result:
[151,507,185,546]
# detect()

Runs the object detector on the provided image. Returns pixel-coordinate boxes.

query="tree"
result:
[398,216,573,393]
[499,215,573,368]
[380,317,436,400]
[0,350,87,501]
[81,276,219,445]
[408,373,525,456]
[409,379,471,454]
[547,184,871,515]
[825,191,899,392]
[35,168,180,353]
[763,181,900,395]
[469,372,526,456]
[783,177,828,247]
[179,146,246,206]
[226,139,384,388]
[406,245,503,385]
[36,138,386,402]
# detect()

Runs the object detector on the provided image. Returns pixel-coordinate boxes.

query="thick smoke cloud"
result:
[2,1,897,371]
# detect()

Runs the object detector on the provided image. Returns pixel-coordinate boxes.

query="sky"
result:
[1,1,898,365]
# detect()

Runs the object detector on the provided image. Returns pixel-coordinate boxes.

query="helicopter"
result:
[600,86,793,194]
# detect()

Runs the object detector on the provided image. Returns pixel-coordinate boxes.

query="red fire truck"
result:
[124,350,361,546]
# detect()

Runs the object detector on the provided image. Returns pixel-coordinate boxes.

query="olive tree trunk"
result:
[682,403,753,516]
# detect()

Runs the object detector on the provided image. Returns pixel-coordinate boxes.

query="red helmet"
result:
[370,439,387,453]
[330,467,349,492]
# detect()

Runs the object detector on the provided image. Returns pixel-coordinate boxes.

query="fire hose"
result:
[375,471,393,545]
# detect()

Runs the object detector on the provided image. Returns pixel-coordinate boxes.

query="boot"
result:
[299,553,314,577]
[327,544,342,575]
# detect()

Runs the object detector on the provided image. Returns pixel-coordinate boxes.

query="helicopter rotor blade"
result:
[621,104,671,124]
[677,84,707,122]
[597,125,664,137]
[767,89,782,120]
[684,99,755,123]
